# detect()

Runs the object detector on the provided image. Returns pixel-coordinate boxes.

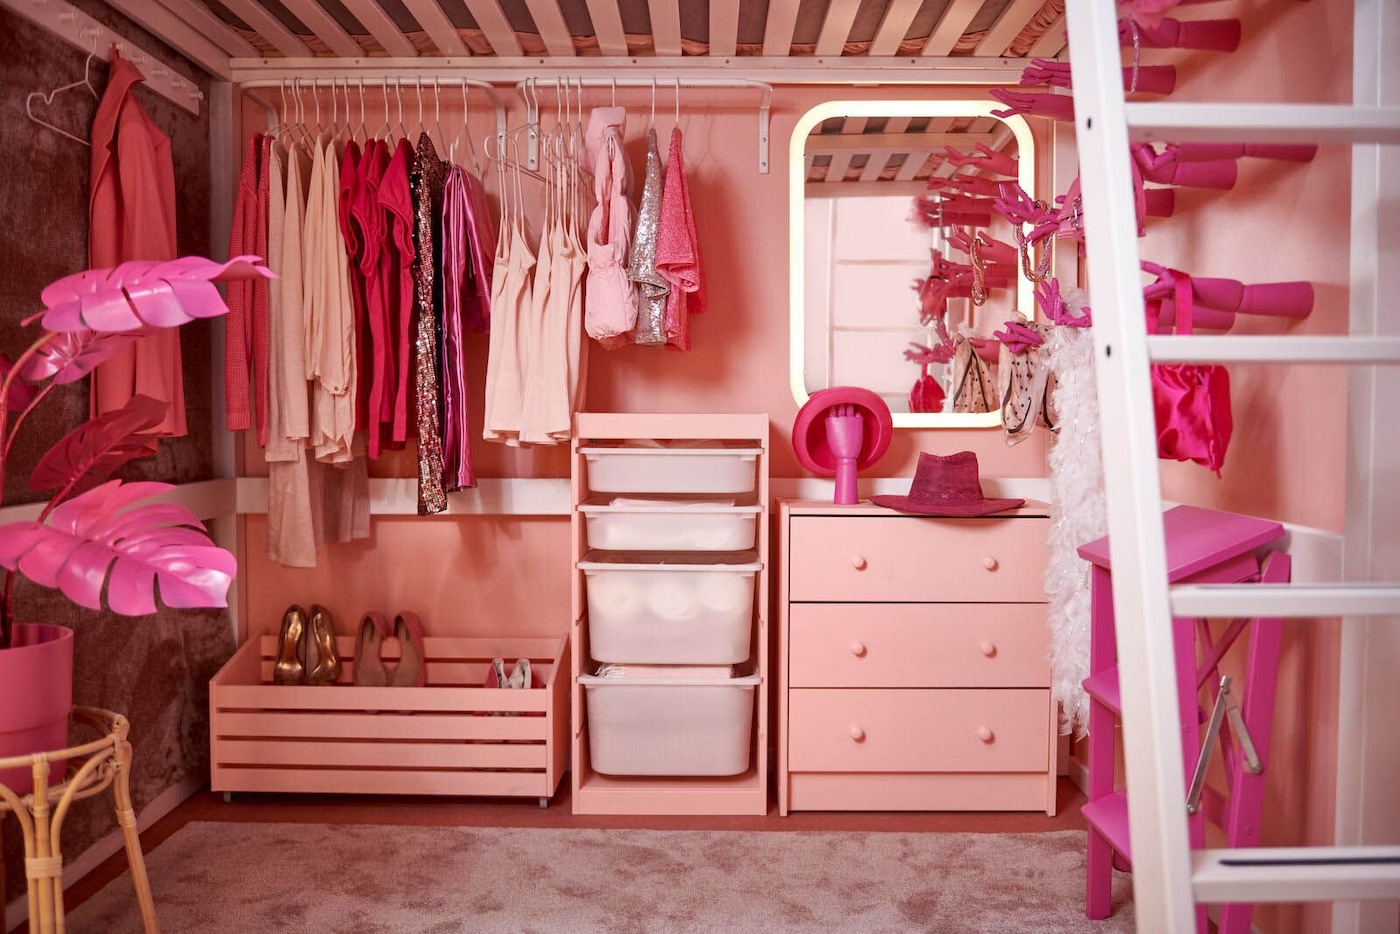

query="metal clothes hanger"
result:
[26,28,101,147]
[432,77,445,152]
[649,77,656,131]
[391,77,409,142]
[412,75,426,142]
[354,77,368,142]
[377,77,392,141]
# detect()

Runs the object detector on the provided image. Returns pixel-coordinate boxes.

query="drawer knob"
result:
[850,641,867,657]
[982,555,999,571]
[849,726,866,742]
[978,726,995,744]
[850,555,868,570]
[979,641,997,658]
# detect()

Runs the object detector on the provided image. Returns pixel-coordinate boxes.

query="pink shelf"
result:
[1081,790,1132,864]
[1082,667,1121,716]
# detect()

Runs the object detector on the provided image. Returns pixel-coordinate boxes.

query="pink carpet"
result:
[67,821,1135,932]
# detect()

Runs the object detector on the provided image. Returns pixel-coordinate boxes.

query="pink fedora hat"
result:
[869,451,1024,517]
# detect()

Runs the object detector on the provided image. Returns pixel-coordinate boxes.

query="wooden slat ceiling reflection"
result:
[804,115,1011,196]
[181,0,1067,60]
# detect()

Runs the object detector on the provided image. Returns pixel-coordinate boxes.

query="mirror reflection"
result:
[790,100,1037,427]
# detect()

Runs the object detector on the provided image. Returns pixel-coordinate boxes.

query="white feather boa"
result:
[1042,305,1107,738]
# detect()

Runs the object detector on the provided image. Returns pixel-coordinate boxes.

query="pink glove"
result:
[941,143,1018,178]
[1132,143,1237,189]
[1036,278,1092,328]
[1119,16,1241,52]
[992,184,1060,241]
[1019,57,1177,95]
[990,87,1076,123]
[1120,0,1218,28]
[1142,261,1315,318]
[1170,142,1318,163]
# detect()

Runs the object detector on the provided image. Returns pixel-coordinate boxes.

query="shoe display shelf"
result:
[570,412,770,816]
[209,634,569,806]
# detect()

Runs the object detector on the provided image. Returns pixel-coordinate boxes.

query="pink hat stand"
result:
[793,387,894,506]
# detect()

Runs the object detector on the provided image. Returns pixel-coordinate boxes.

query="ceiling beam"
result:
[709,0,740,56]
[582,0,627,56]
[859,153,890,182]
[523,0,576,56]
[814,0,861,57]
[805,131,998,154]
[155,0,259,58]
[806,180,931,198]
[1028,15,1068,59]
[922,0,982,56]
[762,0,801,56]
[273,0,363,56]
[868,0,924,57]
[895,152,934,181]
[646,0,682,57]
[101,0,233,76]
[461,0,523,56]
[217,0,312,57]
[399,0,470,55]
[974,0,1044,57]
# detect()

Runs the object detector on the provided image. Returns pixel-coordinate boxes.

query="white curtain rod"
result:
[0,0,202,115]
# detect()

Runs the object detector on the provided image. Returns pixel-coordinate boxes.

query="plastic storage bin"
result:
[580,557,759,663]
[579,674,760,776]
[580,444,761,494]
[579,500,761,551]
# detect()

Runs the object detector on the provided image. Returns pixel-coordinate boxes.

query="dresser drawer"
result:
[787,516,1048,603]
[788,604,1049,688]
[787,689,1049,773]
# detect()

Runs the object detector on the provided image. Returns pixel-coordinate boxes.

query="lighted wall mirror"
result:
[790,100,1037,428]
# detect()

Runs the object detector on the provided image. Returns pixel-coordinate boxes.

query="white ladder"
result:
[1063,0,1400,930]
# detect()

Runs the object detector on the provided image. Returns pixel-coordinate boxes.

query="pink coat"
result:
[88,48,184,437]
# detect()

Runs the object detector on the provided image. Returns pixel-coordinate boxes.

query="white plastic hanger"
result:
[26,29,101,147]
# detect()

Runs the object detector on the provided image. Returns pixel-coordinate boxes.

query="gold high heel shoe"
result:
[273,605,307,685]
[304,604,343,685]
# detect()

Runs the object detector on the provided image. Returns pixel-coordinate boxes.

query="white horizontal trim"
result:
[1147,336,1400,364]
[1193,846,1400,903]
[0,479,236,524]
[1125,103,1400,145]
[229,57,1028,86]
[1170,584,1400,618]
[806,131,997,154]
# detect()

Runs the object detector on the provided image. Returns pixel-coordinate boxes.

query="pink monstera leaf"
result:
[1,354,38,411]
[29,395,169,495]
[38,255,271,333]
[0,479,237,615]
[18,329,144,385]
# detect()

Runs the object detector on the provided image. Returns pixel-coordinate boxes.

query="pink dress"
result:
[482,204,535,444]
[351,140,391,457]
[655,126,708,351]
[583,107,637,349]
[379,139,418,448]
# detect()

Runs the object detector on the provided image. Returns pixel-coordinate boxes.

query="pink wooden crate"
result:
[209,634,570,803]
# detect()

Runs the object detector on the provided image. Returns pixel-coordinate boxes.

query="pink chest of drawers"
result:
[776,500,1058,815]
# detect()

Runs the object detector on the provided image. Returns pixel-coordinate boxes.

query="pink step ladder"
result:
[1078,505,1291,932]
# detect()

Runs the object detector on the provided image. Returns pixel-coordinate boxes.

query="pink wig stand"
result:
[793,388,893,506]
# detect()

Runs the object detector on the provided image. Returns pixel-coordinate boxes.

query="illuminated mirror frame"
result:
[789,99,1037,428]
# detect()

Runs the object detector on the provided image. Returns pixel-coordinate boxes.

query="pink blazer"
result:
[88,48,184,437]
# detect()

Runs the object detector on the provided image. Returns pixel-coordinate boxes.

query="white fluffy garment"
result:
[1042,314,1107,738]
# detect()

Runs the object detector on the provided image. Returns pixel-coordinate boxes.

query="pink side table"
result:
[1078,505,1289,934]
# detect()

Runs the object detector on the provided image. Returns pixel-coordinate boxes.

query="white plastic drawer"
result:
[580,558,758,664]
[579,675,759,776]
[579,500,761,552]
[581,445,761,494]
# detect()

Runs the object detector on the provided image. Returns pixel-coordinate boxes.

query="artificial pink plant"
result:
[0,255,272,649]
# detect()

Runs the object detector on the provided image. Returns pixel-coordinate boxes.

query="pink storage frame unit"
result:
[570,412,770,816]
[209,635,569,804]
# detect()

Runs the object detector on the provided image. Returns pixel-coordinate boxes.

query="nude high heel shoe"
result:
[391,612,427,687]
[354,612,390,687]
[274,605,307,685]
[304,604,343,685]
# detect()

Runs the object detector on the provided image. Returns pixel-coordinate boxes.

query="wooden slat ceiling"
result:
[188,0,1067,60]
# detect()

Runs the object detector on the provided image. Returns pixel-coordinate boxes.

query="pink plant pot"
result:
[0,624,74,796]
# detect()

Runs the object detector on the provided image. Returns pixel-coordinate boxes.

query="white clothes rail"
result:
[513,77,774,173]
[237,77,507,152]
[0,0,202,115]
